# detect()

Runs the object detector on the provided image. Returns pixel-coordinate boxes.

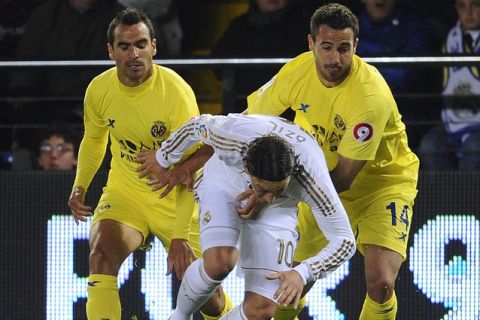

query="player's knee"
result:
[203,247,238,280]
[243,297,276,320]
[366,276,396,303]
[89,246,123,274]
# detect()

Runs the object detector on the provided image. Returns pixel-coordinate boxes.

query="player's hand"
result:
[235,188,266,220]
[166,238,196,279]
[68,186,92,225]
[147,165,195,198]
[266,270,304,308]
[135,149,167,179]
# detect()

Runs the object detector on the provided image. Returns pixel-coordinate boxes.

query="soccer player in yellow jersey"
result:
[67,8,230,320]
[247,3,419,320]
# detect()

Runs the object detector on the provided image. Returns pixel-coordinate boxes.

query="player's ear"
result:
[308,35,314,50]
[151,38,157,56]
[107,43,114,60]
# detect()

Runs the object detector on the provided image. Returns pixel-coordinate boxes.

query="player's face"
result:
[38,135,77,171]
[308,25,357,88]
[362,0,396,23]
[456,0,480,30]
[250,175,290,204]
[108,22,157,87]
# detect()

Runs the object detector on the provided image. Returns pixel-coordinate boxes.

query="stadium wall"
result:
[0,171,479,319]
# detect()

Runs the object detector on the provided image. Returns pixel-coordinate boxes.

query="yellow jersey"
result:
[73,64,200,238]
[248,52,419,202]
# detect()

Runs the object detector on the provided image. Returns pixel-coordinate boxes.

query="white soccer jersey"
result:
[156,114,355,284]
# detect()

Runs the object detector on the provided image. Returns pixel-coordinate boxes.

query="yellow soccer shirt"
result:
[248,52,419,201]
[73,64,200,237]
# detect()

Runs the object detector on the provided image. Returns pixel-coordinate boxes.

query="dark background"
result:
[0,171,479,319]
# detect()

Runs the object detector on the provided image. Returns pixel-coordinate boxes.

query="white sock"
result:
[171,259,222,319]
[220,303,247,320]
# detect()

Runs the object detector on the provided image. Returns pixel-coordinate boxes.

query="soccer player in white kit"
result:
[139,114,355,319]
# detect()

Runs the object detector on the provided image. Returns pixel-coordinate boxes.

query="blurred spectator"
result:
[357,0,440,93]
[211,0,309,115]
[418,0,480,170]
[1,0,41,167]
[35,123,79,171]
[299,0,363,17]
[117,0,182,56]
[412,0,458,41]
[0,0,40,95]
[356,0,442,148]
[7,0,122,153]
[8,0,122,111]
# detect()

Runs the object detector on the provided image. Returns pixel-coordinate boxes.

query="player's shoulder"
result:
[351,56,395,102]
[87,67,117,95]
[155,64,187,83]
[282,51,314,74]
[354,56,385,83]
[154,64,193,93]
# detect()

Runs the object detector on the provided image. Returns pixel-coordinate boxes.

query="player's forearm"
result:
[176,144,213,173]
[297,235,356,284]
[329,157,366,193]
[73,135,108,191]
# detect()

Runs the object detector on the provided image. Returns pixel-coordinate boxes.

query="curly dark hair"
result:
[245,134,295,182]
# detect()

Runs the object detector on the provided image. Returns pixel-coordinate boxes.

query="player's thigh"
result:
[92,186,149,244]
[195,156,247,252]
[241,216,299,302]
[293,202,329,262]
[147,200,202,258]
[89,219,143,270]
[352,187,417,260]
[196,186,242,251]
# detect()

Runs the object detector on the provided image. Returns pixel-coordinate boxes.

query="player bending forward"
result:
[137,114,355,319]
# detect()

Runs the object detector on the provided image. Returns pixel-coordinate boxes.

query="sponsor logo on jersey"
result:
[297,103,310,112]
[107,119,116,128]
[119,139,162,163]
[353,123,373,142]
[202,211,211,225]
[151,121,167,138]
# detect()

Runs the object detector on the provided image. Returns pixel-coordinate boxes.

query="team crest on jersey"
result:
[151,121,167,138]
[353,123,373,142]
[202,211,212,225]
[333,114,346,131]
[198,124,208,140]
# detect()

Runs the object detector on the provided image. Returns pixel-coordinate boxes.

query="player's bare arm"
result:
[68,186,92,225]
[266,270,304,308]
[330,155,366,193]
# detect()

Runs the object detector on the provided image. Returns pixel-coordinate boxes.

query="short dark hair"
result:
[310,3,359,40]
[107,8,155,46]
[36,123,80,157]
[245,135,295,182]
